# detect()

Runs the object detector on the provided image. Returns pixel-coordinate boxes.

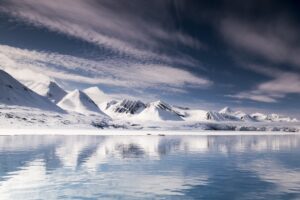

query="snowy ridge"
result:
[100,99,146,119]
[25,81,67,103]
[219,107,234,115]
[135,101,183,121]
[0,69,298,131]
[0,70,63,113]
[83,87,111,106]
[57,90,107,116]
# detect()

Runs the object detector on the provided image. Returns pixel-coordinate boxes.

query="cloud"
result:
[228,72,300,103]
[0,136,210,199]
[0,44,211,92]
[241,160,300,193]
[220,18,300,68]
[0,0,205,68]
[228,92,278,103]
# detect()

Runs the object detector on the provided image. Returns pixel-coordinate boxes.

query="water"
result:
[0,135,300,200]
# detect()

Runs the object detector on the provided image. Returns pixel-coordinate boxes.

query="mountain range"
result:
[0,69,298,131]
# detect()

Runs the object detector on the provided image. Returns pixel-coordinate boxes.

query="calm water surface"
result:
[0,134,300,200]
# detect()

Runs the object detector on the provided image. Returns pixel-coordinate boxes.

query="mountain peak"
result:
[84,86,102,93]
[57,89,106,116]
[219,106,234,114]
[24,80,67,103]
[83,86,111,105]
[0,69,63,112]
[150,100,171,109]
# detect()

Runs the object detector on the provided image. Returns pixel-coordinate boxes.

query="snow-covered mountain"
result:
[173,107,207,121]
[83,87,111,106]
[0,70,63,113]
[218,107,256,121]
[100,100,183,121]
[25,81,67,103]
[251,113,298,122]
[234,111,256,122]
[0,69,298,131]
[57,89,107,116]
[136,101,183,121]
[100,99,146,119]
[99,99,298,123]
[219,107,234,115]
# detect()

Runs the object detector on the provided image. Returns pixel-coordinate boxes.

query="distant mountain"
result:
[173,108,208,121]
[25,81,67,103]
[136,101,183,121]
[100,100,298,123]
[218,107,256,122]
[57,89,107,116]
[83,86,111,106]
[0,69,63,112]
[251,113,298,122]
[100,99,146,119]
[0,69,298,129]
[100,99,183,121]
[219,106,234,115]
[206,111,228,121]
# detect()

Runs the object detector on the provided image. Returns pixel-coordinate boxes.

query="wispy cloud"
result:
[219,16,300,104]
[227,63,300,103]
[220,18,300,68]
[0,0,205,68]
[0,44,211,92]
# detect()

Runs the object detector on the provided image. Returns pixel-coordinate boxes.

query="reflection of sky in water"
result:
[0,135,300,199]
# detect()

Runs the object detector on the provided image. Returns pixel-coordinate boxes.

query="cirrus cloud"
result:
[0,44,211,92]
[0,0,205,69]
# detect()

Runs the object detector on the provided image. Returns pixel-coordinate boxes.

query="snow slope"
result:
[100,100,184,122]
[0,70,298,131]
[174,108,208,121]
[218,107,257,122]
[135,101,183,121]
[57,90,107,116]
[234,111,256,122]
[0,70,63,113]
[25,81,67,103]
[219,107,234,115]
[100,99,146,119]
[83,87,111,106]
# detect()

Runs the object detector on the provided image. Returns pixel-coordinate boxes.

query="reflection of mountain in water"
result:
[1,135,300,171]
[1,135,300,199]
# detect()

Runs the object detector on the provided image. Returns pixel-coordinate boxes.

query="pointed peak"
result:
[149,100,172,110]
[219,106,233,114]
[48,81,59,87]
[151,100,168,106]
[68,89,85,97]
[72,89,80,93]
[84,86,102,92]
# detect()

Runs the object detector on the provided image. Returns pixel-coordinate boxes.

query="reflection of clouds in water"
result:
[0,160,208,199]
[1,135,300,199]
[54,136,212,170]
[1,135,300,156]
[0,136,212,198]
[209,136,300,154]
[83,136,161,171]
[0,136,60,151]
[0,159,53,200]
[240,160,300,193]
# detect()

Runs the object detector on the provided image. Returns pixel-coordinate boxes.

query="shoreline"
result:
[0,129,299,136]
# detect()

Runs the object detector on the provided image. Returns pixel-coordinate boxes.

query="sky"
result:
[0,0,299,117]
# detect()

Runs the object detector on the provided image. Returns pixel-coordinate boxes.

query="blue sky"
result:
[0,0,299,117]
